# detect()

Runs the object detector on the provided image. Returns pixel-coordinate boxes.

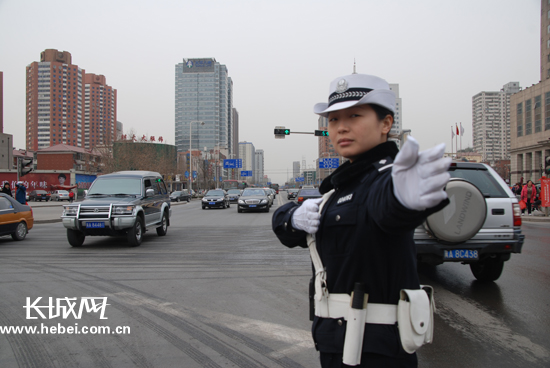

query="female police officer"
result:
[272,73,451,367]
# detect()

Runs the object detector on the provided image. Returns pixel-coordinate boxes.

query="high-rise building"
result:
[388,84,403,149]
[0,71,3,133]
[239,141,255,184]
[232,108,239,159]
[25,49,116,151]
[292,161,300,182]
[254,149,264,185]
[83,74,117,149]
[175,58,234,159]
[473,82,520,163]
[317,116,340,181]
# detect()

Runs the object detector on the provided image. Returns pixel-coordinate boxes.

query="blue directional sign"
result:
[240,171,252,177]
[214,176,216,182]
[223,159,243,168]
[185,171,189,178]
[319,158,340,169]
[219,177,223,182]
[192,171,197,179]
[295,177,305,182]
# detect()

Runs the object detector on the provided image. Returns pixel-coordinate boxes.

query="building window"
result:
[546,92,550,131]
[525,99,532,135]
[535,95,542,133]
[517,102,523,137]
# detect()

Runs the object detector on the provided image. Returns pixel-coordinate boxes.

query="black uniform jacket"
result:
[272,141,448,358]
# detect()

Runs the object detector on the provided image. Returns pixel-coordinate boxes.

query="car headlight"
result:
[113,205,135,215]
[63,205,78,216]
[238,199,244,204]
[202,198,208,202]
[261,199,267,204]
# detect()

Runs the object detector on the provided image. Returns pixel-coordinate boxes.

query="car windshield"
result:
[242,189,266,197]
[449,168,508,198]
[88,178,142,196]
[206,190,224,196]
[227,189,241,194]
[299,189,321,196]
[172,191,182,195]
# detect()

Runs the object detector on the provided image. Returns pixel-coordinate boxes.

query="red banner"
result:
[540,177,550,207]
[0,172,72,192]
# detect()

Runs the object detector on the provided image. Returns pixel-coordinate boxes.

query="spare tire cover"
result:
[425,178,487,243]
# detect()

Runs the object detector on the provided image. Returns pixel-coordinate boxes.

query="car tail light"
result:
[512,203,522,226]
[297,197,304,203]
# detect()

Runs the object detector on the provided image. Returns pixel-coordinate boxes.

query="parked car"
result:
[238,188,270,213]
[287,189,299,200]
[226,189,242,203]
[0,193,34,241]
[202,190,230,209]
[51,190,70,201]
[28,190,50,202]
[415,162,524,282]
[170,190,191,202]
[296,188,322,204]
[61,171,171,247]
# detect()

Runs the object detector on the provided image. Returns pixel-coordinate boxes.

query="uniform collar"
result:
[319,141,398,194]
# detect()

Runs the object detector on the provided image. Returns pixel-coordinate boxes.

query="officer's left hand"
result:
[392,136,451,211]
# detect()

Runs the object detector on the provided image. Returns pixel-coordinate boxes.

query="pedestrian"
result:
[0,182,12,197]
[520,180,537,216]
[69,190,75,202]
[14,181,27,204]
[272,73,451,367]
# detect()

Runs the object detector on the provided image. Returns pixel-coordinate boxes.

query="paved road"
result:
[0,194,549,367]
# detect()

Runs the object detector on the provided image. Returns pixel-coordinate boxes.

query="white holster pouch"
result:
[397,286,435,353]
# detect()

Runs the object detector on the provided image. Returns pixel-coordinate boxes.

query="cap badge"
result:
[335,79,349,93]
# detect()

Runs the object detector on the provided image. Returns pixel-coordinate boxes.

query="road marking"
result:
[435,287,550,363]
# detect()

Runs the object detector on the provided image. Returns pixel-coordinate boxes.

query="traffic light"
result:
[545,155,550,177]
[19,157,33,177]
[314,130,329,137]
[274,128,291,135]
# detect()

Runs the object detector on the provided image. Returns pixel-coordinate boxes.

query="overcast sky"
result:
[0,0,541,184]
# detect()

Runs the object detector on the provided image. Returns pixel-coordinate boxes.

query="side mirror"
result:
[146,189,155,198]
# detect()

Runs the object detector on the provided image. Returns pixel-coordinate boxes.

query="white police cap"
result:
[314,74,396,117]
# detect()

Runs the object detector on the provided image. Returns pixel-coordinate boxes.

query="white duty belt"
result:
[306,189,397,325]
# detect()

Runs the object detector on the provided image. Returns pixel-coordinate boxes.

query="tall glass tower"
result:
[175,58,234,157]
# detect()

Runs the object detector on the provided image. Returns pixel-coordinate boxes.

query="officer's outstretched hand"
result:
[291,198,323,234]
[392,136,451,211]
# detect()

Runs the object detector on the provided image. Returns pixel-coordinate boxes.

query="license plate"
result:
[86,222,105,229]
[249,205,257,208]
[209,202,215,205]
[443,249,478,260]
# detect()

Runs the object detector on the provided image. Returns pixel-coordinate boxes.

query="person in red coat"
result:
[520,180,537,215]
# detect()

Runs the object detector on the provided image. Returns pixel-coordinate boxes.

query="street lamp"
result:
[189,121,204,191]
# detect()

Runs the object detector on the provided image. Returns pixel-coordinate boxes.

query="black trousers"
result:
[320,352,417,368]
[523,199,532,214]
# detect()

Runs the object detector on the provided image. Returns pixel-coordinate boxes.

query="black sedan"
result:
[202,190,230,209]
[226,189,242,203]
[237,188,270,213]
[28,190,51,201]
[287,189,299,200]
[296,188,322,204]
[170,190,191,202]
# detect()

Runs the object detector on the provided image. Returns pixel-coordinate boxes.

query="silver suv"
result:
[415,162,524,282]
[61,171,171,247]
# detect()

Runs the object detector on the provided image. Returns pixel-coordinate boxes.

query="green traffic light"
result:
[285,129,290,135]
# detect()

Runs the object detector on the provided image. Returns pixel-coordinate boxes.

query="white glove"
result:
[291,198,324,234]
[392,136,451,211]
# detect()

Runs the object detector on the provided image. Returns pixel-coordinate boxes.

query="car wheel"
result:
[187,197,190,202]
[238,208,242,213]
[470,257,504,282]
[67,229,85,247]
[11,222,28,241]
[222,202,226,209]
[176,198,180,202]
[156,211,168,236]
[264,207,270,213]
[128,217,144,247]
[202,206,206,209]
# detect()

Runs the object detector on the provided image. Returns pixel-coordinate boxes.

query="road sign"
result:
[240,171,252,177]
[192,171,197,179]
[184,171,189,178]
[295,177,305,182]
[223,159,242,168]
[319,158,340,169]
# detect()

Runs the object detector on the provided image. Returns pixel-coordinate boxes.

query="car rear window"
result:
[299,189,321,196]
[449,168,508,198]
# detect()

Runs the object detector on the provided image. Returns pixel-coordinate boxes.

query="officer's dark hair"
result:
[369,104,397,140]
[58,173,66,179]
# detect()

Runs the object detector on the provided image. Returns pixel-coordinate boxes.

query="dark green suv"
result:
[61,171,171,247]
